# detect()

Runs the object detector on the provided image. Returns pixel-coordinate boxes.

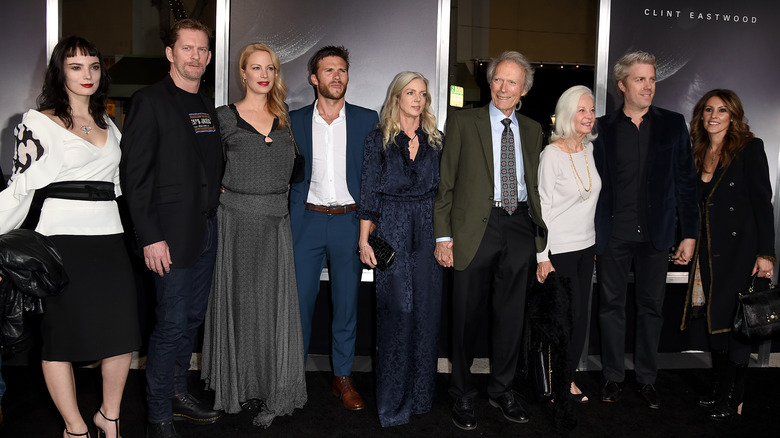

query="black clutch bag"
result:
[733,273,780,342]
[357,234,396,271]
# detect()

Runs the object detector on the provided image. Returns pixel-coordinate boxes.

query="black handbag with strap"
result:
[287,123,305,184]
[733,273,780,342]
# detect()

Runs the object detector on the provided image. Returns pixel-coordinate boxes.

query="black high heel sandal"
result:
[65,429,90,437]
[94,409,120,438]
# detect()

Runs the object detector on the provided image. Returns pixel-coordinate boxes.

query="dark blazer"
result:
[593,105,698,254]
[681,138,775,333]
[433,105,546,271]
[119,75,224,268]
[288,102,379,237]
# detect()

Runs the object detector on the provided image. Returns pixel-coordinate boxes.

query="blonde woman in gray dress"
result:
[201,42,307,428]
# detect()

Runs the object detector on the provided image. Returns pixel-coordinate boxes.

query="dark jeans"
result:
[146,217,217,423]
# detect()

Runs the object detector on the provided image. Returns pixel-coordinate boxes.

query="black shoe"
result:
[451,397,477,430]
[601,381,622,402]
[147,421,180,438]
[240,398,264,413]
[639,384,661,409]
[488,391,529,424]
[171,393,223,424]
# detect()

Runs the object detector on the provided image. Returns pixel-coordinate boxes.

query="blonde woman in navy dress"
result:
[357,71,443,427]
[0,37,140,437]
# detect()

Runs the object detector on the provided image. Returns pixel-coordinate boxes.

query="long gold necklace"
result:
[566,140,592,200]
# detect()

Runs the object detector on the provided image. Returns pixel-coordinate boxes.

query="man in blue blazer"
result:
[289,46,378,411]
[593,51,698,409]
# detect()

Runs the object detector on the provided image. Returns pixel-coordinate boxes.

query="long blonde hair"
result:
[379,71,442,150]
[238,42,288,128]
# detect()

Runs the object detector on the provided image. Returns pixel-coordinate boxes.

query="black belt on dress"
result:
[20,181,116,230]
[305,203,358,215]
[43,181,116,201]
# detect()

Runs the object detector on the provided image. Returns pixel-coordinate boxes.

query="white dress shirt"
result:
[306,100,355,206]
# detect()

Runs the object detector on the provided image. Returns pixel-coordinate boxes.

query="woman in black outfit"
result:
[0,36,140,437]
[680,89,775,420]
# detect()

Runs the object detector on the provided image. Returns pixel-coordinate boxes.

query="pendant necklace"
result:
[566,140,592,200]
[81,119,92,135]
[73,112,92,135]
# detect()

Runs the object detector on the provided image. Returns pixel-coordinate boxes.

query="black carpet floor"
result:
[0,366,775,437]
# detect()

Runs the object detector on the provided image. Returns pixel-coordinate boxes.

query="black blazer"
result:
[681,138,775,333]
[119,75,224,268]
[593,105,698,253]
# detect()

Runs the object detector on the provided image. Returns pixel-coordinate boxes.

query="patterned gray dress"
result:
[202,104,307,427]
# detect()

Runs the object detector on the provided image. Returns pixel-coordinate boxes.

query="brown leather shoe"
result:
[331,375,365,410]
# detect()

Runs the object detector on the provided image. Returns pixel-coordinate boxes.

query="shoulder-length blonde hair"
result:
[238,42,288,128]
[690,89,754,171]
[379,71,442,150]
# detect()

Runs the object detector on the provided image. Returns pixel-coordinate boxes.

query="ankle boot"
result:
[698,350,728,407]
[710,362,747,420]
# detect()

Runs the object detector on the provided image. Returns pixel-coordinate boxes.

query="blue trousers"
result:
[146,217,217,423]
[293,210,361,377]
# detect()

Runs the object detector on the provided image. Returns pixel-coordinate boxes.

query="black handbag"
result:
[529,343,553,402]
[733,273,780,342]
[356,234,396,271]
[288,125,305,184]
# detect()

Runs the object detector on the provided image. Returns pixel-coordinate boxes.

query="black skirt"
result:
[42,234,141,362]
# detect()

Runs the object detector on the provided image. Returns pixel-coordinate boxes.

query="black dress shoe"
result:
[172,393,223,424]
[147,421,180,438]
[601,381,622,402]
[489,391,529,424]
[639,384,661,409]
[451,397,477,430]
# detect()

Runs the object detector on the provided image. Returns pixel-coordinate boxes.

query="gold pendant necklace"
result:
[566,141,592,200]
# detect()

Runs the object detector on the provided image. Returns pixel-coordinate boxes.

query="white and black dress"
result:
[0,110,140,361]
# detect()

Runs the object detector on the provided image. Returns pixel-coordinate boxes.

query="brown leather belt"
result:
[305,203,358,215]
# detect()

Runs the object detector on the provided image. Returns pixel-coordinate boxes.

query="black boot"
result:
[698,350,728,407]
[709,363,747,420]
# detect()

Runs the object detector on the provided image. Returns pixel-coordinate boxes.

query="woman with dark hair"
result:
[357,71,443,427]
[535,85,601,403]
[680,89,775,420]
[201,42,307,428]
[0,36,140,437]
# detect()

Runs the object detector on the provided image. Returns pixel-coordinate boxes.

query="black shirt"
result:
[612,111,651,242]
[177,88,222,211]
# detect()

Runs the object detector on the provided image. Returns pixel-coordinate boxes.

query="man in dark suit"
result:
[434,51,546,430]
[289,46,378,411]
[119,19,224,438]
[593,50,698,409]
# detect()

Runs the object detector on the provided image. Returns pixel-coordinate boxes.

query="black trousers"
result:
[596,237,667,385]
[549,246,595,376]
[449,206,535,399]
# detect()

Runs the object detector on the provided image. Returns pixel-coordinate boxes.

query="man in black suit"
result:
[593,50,698,409]
[120,19,224,438]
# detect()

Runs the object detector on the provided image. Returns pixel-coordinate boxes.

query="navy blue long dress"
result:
[357,127,443,427]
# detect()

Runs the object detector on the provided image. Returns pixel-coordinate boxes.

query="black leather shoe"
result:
[451,397,477,430]
[172,393,223,424]
[147,421,180,438]
[639,384,660,409]
[601,380,622,402]
[489,391,529,424]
